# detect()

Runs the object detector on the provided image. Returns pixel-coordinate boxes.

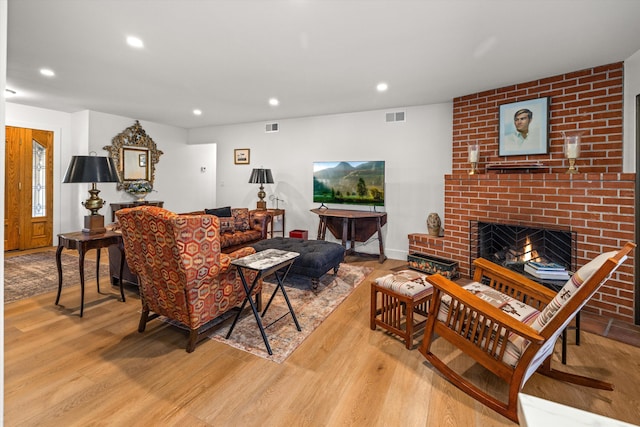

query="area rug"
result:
[204,263,372,363]
[4,251,99,303]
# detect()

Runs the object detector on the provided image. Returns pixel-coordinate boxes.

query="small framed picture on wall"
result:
[499,97,549,156]
[234,148,250,165]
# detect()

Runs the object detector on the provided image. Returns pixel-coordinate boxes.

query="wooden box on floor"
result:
[370,270,433,349]
[407,252,459,280]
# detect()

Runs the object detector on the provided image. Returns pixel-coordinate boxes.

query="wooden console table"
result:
[110,200,164,222]
[310,208,387,263]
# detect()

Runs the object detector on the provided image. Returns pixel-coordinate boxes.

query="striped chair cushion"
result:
[437,282,541,367]
[375,270,434,298]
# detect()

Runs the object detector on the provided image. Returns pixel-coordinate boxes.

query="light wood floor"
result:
[4,250,640,426]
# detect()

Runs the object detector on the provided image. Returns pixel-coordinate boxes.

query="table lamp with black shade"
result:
[63,155,120,234]
[248,168,274,210]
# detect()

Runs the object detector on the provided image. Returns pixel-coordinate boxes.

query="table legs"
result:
[226,268,272,354]
[55,244,64,306]
[55,243,125,317]
[78,247,87,317]
[226,263,301,355]
[261,263,301,332]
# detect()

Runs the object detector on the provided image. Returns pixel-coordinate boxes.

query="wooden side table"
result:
[266,208,285,238]
[55,230,125,317]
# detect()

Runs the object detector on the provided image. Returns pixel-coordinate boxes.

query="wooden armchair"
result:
[419,242,635,423]
[116,206,262,352]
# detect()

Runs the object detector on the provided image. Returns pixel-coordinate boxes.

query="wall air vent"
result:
[385,111,406,123]
[265,123,279,133]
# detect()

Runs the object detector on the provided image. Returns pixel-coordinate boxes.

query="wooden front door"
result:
[4,126,54,251]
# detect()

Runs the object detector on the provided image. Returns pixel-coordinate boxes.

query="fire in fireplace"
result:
[470,221,577,289]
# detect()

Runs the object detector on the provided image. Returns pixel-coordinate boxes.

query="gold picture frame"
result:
[234,148,250,165]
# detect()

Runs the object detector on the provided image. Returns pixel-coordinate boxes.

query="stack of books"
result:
[524,260,570,281]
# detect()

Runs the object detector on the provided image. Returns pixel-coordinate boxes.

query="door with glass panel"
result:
[4,126,54,250]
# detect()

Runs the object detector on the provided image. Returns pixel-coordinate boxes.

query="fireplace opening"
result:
[469,221,577,291]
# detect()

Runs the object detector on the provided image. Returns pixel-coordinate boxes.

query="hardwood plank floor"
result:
[4,250,640,426]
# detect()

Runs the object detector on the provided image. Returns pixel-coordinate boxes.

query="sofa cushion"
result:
[205,206,232,217]
[232,208,251,231]
[220,229,262,248]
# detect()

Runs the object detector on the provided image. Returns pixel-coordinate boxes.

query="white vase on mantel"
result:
[426,213,441,237]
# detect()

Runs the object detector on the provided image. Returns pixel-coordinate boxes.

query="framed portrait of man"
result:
[499,97,549,156]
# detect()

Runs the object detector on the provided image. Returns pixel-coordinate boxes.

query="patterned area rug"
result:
[206,263,372,363]
[4,251,99,303]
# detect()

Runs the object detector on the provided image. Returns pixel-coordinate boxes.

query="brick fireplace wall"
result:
[409,62,637,324]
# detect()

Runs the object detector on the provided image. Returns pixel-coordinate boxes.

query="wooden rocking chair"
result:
[419,242,635,423]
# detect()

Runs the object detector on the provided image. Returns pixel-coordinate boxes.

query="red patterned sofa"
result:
[116,205,263,352]
[109,207,271,287]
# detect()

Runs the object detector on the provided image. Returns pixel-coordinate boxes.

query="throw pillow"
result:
[531,250,617,332]
[205,206,232,217]
[232,208,251,231]
[217,217,235,234]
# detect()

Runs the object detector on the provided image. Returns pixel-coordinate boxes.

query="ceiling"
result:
[6,0,640,130]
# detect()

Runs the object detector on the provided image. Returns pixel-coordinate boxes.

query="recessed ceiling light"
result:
[126,36,144,48]
[40,68,55,77]
[5,88,17,98]
[376,82,388,92]
[269,98,279,107]
[193,109,202,116]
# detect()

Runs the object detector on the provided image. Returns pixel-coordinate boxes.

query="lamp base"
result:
[256,200,267,210]
[83,215,106,234]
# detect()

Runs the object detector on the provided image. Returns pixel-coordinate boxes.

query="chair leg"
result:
[405,303,414,349]
[138,308,150,332]
[186,329,199,353]
[537,358,613,390]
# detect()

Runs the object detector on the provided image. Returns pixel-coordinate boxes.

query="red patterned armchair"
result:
[116,206,262,352]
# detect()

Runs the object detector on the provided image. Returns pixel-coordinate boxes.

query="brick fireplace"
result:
[409,62,637,325]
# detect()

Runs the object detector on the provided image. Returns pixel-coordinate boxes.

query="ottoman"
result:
[251,237,346,289]
[370,270,433,349]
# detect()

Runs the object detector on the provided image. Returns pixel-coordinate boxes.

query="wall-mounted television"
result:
[313,161,385,207]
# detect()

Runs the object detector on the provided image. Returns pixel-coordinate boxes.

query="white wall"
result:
[188,104,453,260]
[624,48,640,173]
[85,111,216,215]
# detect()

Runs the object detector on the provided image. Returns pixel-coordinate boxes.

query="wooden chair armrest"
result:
[473,258,558,303]
[428,274,545,344]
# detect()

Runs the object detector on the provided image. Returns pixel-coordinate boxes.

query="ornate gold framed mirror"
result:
[103,120,163,192]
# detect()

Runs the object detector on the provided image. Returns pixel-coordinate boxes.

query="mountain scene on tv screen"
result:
[313,161,385,206]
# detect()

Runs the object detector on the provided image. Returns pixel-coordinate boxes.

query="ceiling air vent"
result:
[385,111,406,122]
[265,123,279,133]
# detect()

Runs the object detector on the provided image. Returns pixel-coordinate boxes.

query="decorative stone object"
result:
[426,212,441,237]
